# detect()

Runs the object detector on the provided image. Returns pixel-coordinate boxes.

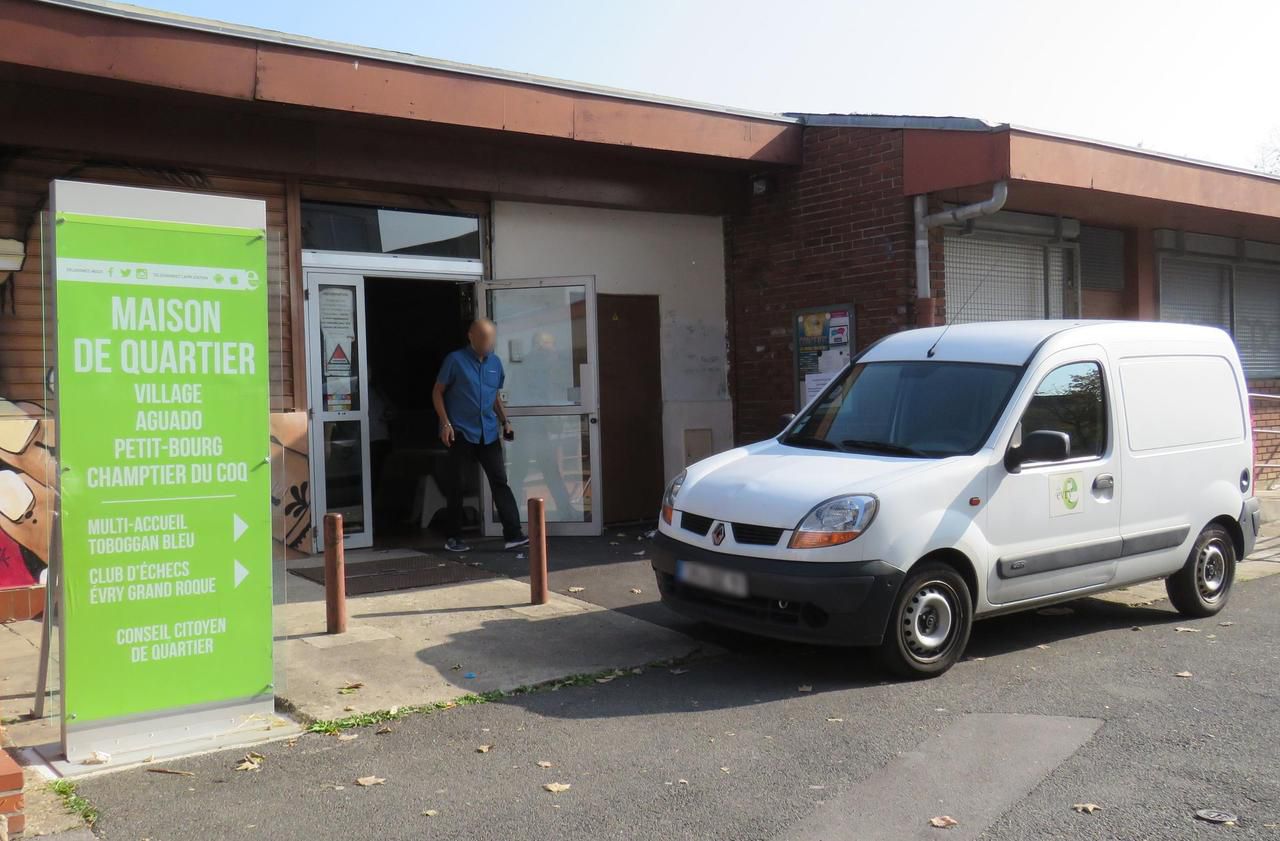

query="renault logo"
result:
[712,523,726,546]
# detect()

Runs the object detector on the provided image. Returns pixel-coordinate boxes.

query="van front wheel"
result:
[1166,524,1236,618]
[878,563,972,679]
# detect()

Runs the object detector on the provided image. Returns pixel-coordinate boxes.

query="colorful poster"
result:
[795,307,853,376]
[55,209,272,726]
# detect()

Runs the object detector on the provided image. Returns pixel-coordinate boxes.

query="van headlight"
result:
[789,494,878,549]
[661,470,687,525]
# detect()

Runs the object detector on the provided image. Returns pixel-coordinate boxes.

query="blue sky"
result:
[134,0,1278,170]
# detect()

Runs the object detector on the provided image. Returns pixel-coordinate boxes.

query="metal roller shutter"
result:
[943,233,1075,324]
[1158,258,1231,332]
[1234,266,1280,377]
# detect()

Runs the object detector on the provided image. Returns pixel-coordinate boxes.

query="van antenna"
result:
[925,261,998,358]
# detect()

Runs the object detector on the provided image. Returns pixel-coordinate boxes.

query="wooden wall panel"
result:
[0,151,297,410]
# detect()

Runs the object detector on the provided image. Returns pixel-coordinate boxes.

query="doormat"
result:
[288,556,500,596]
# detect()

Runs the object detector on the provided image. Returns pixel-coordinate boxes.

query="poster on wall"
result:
[318,286,356,411]
[795,305,853,407]
[52,180,273,761]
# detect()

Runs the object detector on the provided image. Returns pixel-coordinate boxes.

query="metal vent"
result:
[731,523,784,546]
[680,512,713,536]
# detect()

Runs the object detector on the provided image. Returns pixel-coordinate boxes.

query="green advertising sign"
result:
[55,210,272,725]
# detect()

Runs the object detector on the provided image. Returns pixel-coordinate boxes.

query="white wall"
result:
[491,201,731,485]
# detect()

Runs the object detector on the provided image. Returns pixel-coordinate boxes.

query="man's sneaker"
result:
[504,535,530,550]
[444,537,470,553]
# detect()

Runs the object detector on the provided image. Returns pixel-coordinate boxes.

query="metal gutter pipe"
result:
[913,181,1009,326]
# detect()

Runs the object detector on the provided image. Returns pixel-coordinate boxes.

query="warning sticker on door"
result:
[1049,471,1084,517]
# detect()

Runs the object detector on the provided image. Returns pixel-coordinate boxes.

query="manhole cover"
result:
[1195,809,1238,824]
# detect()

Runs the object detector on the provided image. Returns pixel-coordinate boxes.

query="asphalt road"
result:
[79,573,1280,840]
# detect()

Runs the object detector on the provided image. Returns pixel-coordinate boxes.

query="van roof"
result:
[859,320,1234,367]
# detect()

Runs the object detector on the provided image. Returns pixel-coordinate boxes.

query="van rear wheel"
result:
[1166,524,1236,618]
[878,562,972,679]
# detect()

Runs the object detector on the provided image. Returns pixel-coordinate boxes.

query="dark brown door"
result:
[597,294,664,524]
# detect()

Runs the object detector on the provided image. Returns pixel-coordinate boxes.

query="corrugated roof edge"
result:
[35,0,799,125]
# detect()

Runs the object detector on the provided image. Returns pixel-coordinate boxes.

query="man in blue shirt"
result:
[432,319,528,552]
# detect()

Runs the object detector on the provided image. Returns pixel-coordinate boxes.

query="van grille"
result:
[732,523,785,546]
[680,512,714,536]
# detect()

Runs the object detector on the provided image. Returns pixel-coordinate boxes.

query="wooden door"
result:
[598,294,664,524]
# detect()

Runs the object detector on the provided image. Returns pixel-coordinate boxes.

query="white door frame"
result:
[302,252,483,551]
[480,276,602,537]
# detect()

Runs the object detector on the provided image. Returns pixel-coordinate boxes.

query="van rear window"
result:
[1119,355,1243,451]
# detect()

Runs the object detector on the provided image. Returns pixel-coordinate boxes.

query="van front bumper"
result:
[1242,496,1261,558]
[652,535,904,646]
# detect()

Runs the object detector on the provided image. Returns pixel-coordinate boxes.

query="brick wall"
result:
[725,127,923,444]
[1249,381,1280,487]
[0,748,23,836]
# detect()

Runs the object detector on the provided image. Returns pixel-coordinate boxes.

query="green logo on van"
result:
[1061,476,1080,509]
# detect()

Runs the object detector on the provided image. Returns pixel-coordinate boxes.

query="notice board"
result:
[52,180,273,760]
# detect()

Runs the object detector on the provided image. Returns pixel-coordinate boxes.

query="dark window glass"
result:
[1020,362,1106,459]
[301,202,481,259]
[782,361,1021,458]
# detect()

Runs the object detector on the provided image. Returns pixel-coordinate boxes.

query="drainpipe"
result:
[913,181,1008,326]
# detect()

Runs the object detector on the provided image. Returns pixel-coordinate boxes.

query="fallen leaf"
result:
[798,684,813,692]
[343,705,355,712]
[338,681,365,695]
[929,815,959,828]
[1037,644,1051,650]
[1175,627,1200,633]
[630,588,643,595]
[595,675,616,684]
[633,550,646,556]
[82,750,111,766]
[146,768,195,777]
[719,767,730,773]
[1218,621,1235,627]
[826,717,844,723]
[422,809,439,817]
[678,779,689,785]
[235,752,265,772]
[537,761,553,769]
[338,733,359,742]
[543,782,572,793]
[669,667,690,675]
[450,663,462,671]
[355,775,385,787]
[476,744,493,753]
[1175,671,1194,678]
[376,726,392,735]
[1072,803,1102,814]
[567,586,585,594]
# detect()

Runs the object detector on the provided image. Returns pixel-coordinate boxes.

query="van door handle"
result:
[1093,474,1114,491]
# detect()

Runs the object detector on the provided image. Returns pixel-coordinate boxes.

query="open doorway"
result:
[364,277,475,546]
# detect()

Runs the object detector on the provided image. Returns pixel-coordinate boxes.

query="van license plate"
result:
[676,560,748,598]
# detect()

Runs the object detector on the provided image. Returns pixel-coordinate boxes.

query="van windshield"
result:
[782,361,1021,458]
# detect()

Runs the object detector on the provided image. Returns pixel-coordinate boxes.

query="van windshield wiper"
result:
[781,435,842,451]
[841,439,926,457]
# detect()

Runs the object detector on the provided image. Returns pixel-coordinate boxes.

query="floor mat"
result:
[288,556,500,596]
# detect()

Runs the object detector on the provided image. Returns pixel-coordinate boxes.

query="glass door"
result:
[306,272,373,550]
[481,277,601,537]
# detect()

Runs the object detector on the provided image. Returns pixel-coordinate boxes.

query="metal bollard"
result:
[528,497,548,605]
[323,513,347,634]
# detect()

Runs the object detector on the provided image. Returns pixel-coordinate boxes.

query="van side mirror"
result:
[1004,429,1071,473]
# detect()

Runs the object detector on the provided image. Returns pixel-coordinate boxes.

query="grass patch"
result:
[49,779,99,827]
[305,654,697,735]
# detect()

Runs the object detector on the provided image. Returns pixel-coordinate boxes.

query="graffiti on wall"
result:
[0,398,54,588]
[271,411,313,558]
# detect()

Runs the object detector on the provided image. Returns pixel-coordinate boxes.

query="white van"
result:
[654,321,1261,678]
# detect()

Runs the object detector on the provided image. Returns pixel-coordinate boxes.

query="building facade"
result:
[2,0,1280,622]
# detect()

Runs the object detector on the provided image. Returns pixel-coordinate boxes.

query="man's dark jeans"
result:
[445,437,522,541]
